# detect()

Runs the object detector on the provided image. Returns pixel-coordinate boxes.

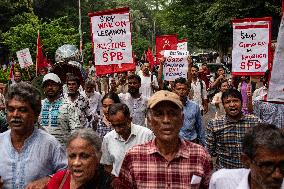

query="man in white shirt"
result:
[64,75,91,128]
[190,65,208,114]
[138,63,159,98]
[100,103,153,176]
[119,74,147,127]
[82,79,102,126]
[209,123,284,189]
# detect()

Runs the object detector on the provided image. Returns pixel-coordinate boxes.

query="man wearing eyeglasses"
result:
[209,123,284,189]
[100,103,153,177]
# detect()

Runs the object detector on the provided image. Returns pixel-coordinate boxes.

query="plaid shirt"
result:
[205,114,261,169]
[118,138,213,189]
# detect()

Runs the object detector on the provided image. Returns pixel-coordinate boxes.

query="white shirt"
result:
[252,86,267,102]
[209,168,284,189]
[82,90,102,116]
[100,123,154,176]
[191,79,207,110]
[119,93,148,127]
[138,73,158,98]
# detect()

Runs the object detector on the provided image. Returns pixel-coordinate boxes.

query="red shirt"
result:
[118,139,213,189]
[47,170,71,189]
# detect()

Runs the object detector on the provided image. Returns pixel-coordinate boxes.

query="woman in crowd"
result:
[95,92,120,138]
[238,76,251,115]
[211,79,229,118]
[47,128,113,189]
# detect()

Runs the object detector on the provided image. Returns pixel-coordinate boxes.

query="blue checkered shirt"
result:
[206,114,261,169]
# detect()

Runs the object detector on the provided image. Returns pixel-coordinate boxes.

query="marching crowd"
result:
[0,56,283,189]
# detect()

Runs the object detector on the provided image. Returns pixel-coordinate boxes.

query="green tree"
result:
[1,13,79,61]
[158,0,281,54]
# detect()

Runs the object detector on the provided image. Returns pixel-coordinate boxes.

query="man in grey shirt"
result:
[0,82,67,189]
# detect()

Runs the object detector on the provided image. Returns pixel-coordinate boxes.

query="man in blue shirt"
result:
[173,77,205,146]
[0,82,67,189]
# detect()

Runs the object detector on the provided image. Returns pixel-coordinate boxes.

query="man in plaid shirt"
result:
[118,90,213,189]
[206,88,261,169]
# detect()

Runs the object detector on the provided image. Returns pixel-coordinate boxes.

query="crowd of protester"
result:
[0,55,283,189]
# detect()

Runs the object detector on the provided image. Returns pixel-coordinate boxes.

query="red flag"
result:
[8,64,14,81]
[156,35,178,65]
[146,47,155,69]
[282,0,284,13]
[36,31,48,75]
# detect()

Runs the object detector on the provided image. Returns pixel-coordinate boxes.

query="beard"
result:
[128,88,139,95]
[45,90,60,99]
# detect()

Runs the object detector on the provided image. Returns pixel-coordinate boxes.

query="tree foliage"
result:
[0,0,282,63]
[158,0,282,53]
[1,13,78,60]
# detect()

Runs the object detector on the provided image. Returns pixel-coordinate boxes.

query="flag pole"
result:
[36,30,39,77]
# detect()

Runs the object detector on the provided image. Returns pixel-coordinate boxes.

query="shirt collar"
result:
[147,138,191,159]
[225,113,246,123]
[115,123,137,142]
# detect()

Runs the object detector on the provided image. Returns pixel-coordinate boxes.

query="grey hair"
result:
[6,82,42,118]
[67,128,102,159]
[108,103,130,118]
[242,123,284,159]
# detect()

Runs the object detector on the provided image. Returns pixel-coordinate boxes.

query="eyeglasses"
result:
[252,160,284,175]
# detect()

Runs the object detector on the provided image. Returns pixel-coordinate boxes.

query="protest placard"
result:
[16,48,33,68]
[232,17,272,75]
[163,50,189,81]
[89,7,132,65]
[268,15,284,102]
[177,39,188,51]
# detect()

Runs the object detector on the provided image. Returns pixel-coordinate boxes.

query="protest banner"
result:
[177,39,188,51]
[156,35,178,65]
[163,50,189,81]
[268,15,284,102]
[89,7,133,65]
[232,17,272,75]
[16,48,33,68]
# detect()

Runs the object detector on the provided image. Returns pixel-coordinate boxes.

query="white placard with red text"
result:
[16,48,33,68]
[232,18,271,75]
[177,39,188,51]
[90,8,132,65]
[163,50,189,81]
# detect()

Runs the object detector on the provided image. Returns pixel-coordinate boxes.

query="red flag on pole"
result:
[36,31,48,76]
[8,64,14,81]
[155,35,178,65]
[146,47,155,69]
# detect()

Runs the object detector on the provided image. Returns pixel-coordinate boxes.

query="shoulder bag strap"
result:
[58,170,69,189]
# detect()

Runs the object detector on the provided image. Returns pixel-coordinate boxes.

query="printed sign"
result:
[16,48,33,68]
[177,39,188,51]
[163,50,189,81]
[89,7,132,65]
[232,18,271,75]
